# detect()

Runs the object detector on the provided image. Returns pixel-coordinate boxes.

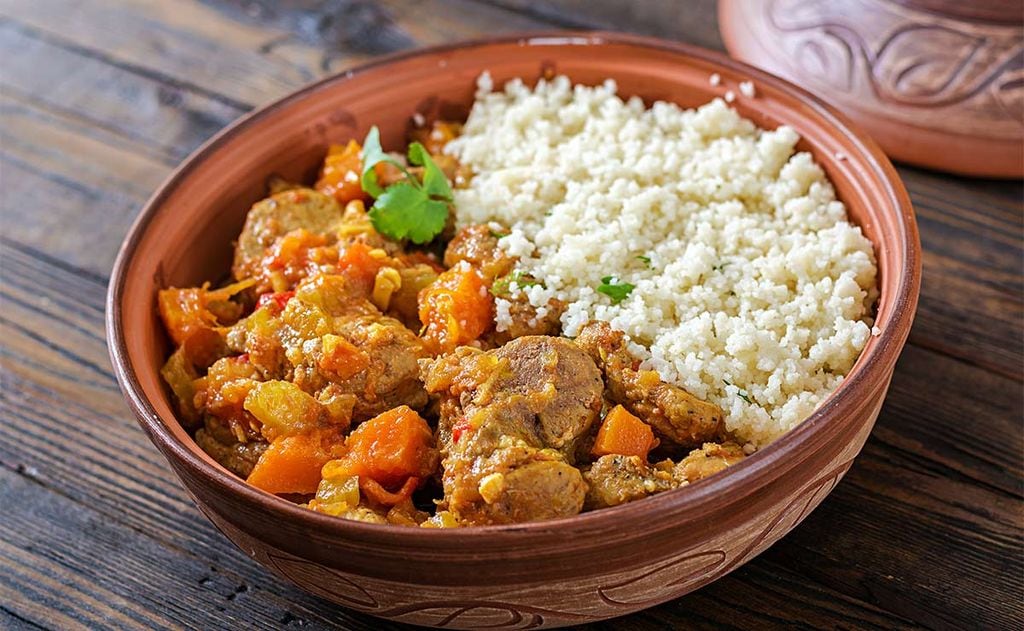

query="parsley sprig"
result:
[597,276,635,304]
[360,126,453,244]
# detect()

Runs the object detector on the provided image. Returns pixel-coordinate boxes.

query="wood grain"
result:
[0,0,1020,629]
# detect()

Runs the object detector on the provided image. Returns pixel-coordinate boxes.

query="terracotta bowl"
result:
[106,32,921,629]
[719,0,1024,178]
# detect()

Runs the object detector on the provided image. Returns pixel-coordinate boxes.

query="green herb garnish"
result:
[722,379,752,404]
[490,229,510,239]
[360,126,453,244]
[491,270,544,297]
[597,276,635,304]
[636,255,652,269]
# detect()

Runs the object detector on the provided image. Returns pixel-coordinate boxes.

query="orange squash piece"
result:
[417,262,493,355]
[157,279,254,345]
[247,428,347,495]
[315,140,369,204]
[334,405,438,489]
[337,242,386,295]
[592,405,659,460]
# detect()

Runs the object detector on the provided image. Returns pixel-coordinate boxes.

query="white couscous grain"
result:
[446,74,878,446]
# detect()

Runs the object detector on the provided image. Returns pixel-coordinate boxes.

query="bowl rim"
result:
[106,30,921,543]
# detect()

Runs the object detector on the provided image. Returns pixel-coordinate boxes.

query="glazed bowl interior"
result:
[108,32,919,543]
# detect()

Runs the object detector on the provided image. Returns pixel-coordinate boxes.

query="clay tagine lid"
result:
[719,0,1024,178]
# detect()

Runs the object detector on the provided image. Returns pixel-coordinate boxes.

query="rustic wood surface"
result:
[1,1,1021,629]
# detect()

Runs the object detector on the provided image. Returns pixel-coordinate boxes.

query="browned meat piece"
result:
[575,321,724,446]
[290,313,429,421]
[674,442,746,484]
[471,453,586,523]
[421,336,603,525]
[443,224,515,280]
[583,442,746,509]
[491,294,565,345]
[194,416,268,478]
[226,307,289,380]
[582,454,674,510]
[491,336,604,451]
[232,188,344,281]
[193,355,264,440]
[424,336,604,456]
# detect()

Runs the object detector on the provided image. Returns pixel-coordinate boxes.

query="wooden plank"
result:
[0,467,392,631]
[475,0,725,50]
[2,0,557,109]
[0,18,240,275]
[766,448,1023,630]
[0,0,312,108]
[0,19,246,160]
[901,167,1024,380]
[1,91,175,198]
[0,91,172,274]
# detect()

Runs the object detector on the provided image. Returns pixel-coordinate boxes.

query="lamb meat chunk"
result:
[194,416,268,478]
[582,454,674,510]
[423,336,604,456]
[232,188,343,281]
[674,442,746,484]
[472,458,585,524]
[491,294,566,345]
[491,336,604,452]
[583,443,746,509]
[443,224,515,280]
[440,433,586,525]
[290,313,428,421]
[420,335,602,525]
[575,321,724,446]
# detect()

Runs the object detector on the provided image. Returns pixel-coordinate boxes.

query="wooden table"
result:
[2,1,1021,629]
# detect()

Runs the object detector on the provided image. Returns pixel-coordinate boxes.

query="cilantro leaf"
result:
[360,126,408,198]
[407,142,453,201]
[597,276,635,304]
[360,127,453,244]
[368,182,449,244]
[636,255,652,268]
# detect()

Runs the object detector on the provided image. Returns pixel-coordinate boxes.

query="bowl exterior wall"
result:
[163,387,885,628]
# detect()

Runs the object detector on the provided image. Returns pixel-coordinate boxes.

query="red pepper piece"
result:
[256,290,295,313]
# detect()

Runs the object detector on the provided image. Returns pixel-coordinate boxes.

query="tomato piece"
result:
[256,290,295,314]
[451,417,472,444]
[359,476,420,506]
